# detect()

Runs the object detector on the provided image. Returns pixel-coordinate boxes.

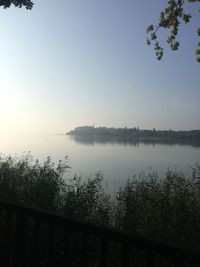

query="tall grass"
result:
[115,170,200,247]
[0,154,200,248]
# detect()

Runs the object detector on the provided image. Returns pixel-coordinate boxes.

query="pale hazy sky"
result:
[0,0,199,134]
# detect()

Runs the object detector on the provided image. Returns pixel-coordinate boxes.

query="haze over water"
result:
[1,134,199,188]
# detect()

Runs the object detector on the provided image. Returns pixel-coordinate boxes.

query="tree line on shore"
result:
[67,126,200,140]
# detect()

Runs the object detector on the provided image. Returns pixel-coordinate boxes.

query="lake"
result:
[0,134,200,189]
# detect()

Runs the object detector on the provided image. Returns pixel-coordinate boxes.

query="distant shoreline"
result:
[67,126,200,140]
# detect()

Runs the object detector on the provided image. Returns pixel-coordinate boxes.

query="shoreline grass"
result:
[0,154,200,249]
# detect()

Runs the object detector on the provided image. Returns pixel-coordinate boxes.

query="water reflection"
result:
[69,135,200,148]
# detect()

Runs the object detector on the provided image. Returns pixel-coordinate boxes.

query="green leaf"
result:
[146,38,151,45]
[151,32,157,41]
[196,56,200,63]
[183,14,191,23]
[146,24,154,33]
[195,49,200,55]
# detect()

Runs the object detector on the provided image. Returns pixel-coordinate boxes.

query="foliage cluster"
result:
[0,0,33,9]
[0,154,200,249]
[147,0,200,62]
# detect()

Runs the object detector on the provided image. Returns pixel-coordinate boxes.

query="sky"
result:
[0,0,199,134]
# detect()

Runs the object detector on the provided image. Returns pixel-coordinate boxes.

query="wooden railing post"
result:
[4,209,11,267]
[81,233,89,267]
[64,228,71,266]
[100,238,108,267]
[15,210,27,267]
[121,243,131,267]
[173,257,183,267]
[145,251,155,267]
[47,223,55,267]
[32,218,40,267]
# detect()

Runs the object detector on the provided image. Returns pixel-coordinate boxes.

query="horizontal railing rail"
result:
[0,200,200,267]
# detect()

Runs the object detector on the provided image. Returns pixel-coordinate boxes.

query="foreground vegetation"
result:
[0,154,200,249]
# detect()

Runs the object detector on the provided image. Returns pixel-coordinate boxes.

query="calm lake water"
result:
[0,134,200,188]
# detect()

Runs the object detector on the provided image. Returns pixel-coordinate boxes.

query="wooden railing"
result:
[0,200,200,267]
